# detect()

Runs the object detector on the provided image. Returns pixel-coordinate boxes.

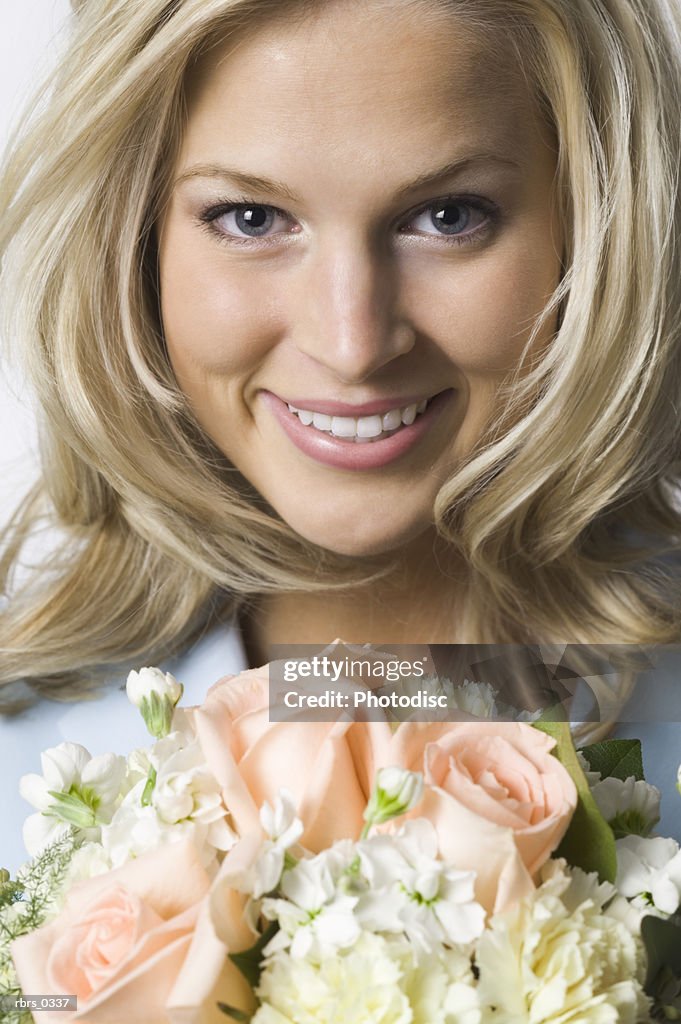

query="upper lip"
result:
[272,391,442,417]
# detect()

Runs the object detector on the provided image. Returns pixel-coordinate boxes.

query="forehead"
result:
[179,1,549,186]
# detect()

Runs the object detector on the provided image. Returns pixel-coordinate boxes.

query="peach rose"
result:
[192,666,392,851]
[11,840,254,1024]
[386,721,577,913]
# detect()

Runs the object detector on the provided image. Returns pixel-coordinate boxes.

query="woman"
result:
[1,0,681,870]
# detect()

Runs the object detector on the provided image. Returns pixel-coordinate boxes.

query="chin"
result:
[281,508,432,559]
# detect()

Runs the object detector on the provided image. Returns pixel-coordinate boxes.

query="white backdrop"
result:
[0,0,72,524]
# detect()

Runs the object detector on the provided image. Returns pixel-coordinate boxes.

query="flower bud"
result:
[126,667,183,739]
[363,766,424,834]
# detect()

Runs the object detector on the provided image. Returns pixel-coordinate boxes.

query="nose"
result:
[292,235,415,383]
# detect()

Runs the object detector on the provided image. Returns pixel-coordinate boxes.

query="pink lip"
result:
[260,389,453,471]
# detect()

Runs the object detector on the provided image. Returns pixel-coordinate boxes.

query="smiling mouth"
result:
[286,398,431,444]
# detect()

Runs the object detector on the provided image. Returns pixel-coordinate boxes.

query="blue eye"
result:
[199,195,496,247]
[202,203,291,239]
[406,200,490,238]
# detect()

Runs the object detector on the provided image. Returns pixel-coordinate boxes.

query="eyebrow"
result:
[173,153,522,204]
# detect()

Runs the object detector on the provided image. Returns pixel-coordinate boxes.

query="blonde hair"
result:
[1,0,680,710]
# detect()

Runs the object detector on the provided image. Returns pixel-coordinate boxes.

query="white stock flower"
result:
[254,932,481,1024]
[20,743,125,856]
[126,667,184,738]
[261,790,303,847]
[263,849,360,960]
[616,835,681,915]
[101,791,222,868]
[591,776,660,837]
[100,733,234,868]
[249,791,305,898]
[363,767,425,830]
[126,666,183,707]
[153,742,227,827]
[356,820,485,950]
[476,863,650,1023]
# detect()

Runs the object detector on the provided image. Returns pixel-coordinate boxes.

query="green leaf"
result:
[216,1004,252,1022]
[229,922,279,989]
[641,914,681,992]
[46,788,99,828]
[580,739,644,782]
[532,719,617,883]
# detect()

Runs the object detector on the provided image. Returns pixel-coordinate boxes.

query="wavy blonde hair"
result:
[1,0,680,710]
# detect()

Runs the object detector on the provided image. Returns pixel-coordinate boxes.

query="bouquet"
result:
[2,661,681,1023]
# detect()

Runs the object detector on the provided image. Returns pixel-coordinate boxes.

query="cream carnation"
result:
[476,864,650,1023]
[253,932,480,1024]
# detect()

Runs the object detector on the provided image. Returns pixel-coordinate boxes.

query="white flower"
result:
[101,791,211,868]
[263,850,360,960]
[255,932,409,1024]
[363,767,424,830]
[476,863,650,1023]
[453,680,498,719]
[356,820,485,950]
[616,835,681,915]
[261,790,303,848]
[254,932,481,1024]
[126,666,183,708]
[591,776,660,836]
[98,733,234,868]
[126,667,183,738]
[396,941,482,1024]
[248,791,304,898]
[153,740,227,827]
[20,743,125,856]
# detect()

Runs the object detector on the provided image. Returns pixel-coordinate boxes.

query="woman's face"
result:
[159,1,562,556]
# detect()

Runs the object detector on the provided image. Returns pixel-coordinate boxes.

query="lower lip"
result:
[260,390,453,470]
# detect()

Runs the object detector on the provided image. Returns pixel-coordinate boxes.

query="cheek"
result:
[158,221,282,381]
[405,231,560,375]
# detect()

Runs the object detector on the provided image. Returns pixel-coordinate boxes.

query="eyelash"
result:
[197,195,499,248]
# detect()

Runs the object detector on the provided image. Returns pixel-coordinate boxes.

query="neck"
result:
[241,531,465,667]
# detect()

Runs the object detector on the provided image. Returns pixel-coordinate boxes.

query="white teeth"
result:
[312,412,333,431]
[331,416,357,437]
[357,415,383,438]
[382,408,402,431]
[288,397,431,440]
